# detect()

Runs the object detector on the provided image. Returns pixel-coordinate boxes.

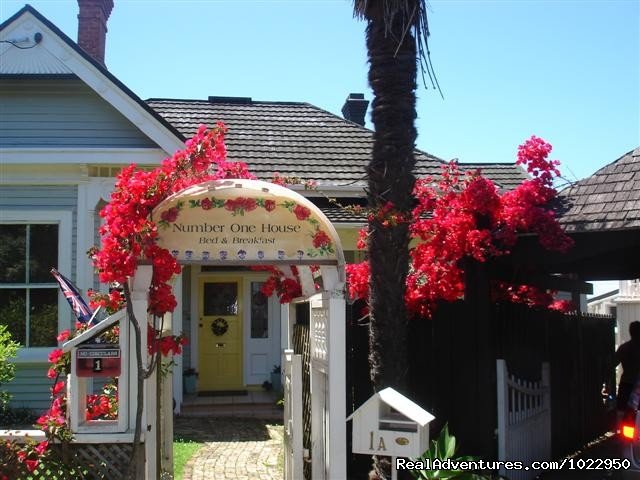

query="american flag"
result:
[50,268,94,323]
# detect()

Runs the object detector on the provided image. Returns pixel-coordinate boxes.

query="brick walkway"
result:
[174,416,284,480]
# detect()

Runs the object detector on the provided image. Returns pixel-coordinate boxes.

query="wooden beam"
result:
[489,266,593,294]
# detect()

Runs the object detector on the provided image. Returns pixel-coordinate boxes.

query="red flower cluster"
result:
[345,262,370,301]
[29,344,73,467]
[92,124,255,317]
[517,135,560,184]
[492,282,573,313]
[88,288,126,314]
[85,386,118,422]
[147,324,188,356]
[368,201,408,228]
[347,136,574,318]
[254,266,304,303]
[13,441,47,472]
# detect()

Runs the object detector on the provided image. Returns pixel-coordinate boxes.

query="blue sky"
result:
[1,0,637,181]
[1,0,637,294]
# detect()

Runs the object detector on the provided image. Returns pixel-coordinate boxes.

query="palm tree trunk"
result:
[364,5,418,479]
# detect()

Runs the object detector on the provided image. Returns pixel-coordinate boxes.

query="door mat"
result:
[198,390,248,397]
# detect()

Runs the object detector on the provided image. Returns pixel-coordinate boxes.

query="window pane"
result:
[250,282,269,338]
[29,288,58,347]
[30,225,58,283]
[0,289,26,346]
[203,282,238,315]
[0,225,26,283]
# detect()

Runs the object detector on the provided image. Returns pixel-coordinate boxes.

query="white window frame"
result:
[0,210,72,362]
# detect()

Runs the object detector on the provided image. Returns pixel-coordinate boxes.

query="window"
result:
[0,224,59,346]
[250,282,269,338]
[203,282,238,315]
[0,211,72,356]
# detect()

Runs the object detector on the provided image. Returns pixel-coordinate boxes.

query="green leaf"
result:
[410,424,493,480]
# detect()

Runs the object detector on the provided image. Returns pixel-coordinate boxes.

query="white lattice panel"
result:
[7,442,140,479]
[311,301,329,365]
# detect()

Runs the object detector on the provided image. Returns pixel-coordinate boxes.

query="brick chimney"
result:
[341,93,369,127]
[77,0,114,66]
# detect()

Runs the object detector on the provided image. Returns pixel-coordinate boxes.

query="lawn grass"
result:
[173,437,203,480]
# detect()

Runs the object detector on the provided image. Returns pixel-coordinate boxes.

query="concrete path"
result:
[174,416,284,480]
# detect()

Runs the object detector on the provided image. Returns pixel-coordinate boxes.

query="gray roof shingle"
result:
[147,97,527,191]
[147,98,444,187]
[557,147,640,232]
[458,162,529,190]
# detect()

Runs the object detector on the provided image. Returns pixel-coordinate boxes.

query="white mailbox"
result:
[347,387,434,458]
[63,308,131,435]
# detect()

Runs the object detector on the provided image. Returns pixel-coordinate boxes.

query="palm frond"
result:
[354,0,442,97]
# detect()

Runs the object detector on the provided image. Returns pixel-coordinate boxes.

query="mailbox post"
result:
[347,387,435,480]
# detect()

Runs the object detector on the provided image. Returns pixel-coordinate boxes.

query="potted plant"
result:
[183,368,198,394]
[270,364,282,393]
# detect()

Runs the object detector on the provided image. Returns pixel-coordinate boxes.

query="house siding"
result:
[0,79,156,148]
[6,364,53,412]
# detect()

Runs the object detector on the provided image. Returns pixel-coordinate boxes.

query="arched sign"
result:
[152,179,343,265]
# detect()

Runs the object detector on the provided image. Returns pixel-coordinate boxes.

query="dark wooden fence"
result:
[347,300,615,475]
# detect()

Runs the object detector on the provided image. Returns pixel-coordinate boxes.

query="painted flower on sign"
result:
[224,197,258,215]
[293,204,311,221]
[201,197,213,210]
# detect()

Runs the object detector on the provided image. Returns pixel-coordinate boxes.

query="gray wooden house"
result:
[0,3,528,415]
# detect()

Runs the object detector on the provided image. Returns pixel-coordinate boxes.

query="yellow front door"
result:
[198,278,243,391]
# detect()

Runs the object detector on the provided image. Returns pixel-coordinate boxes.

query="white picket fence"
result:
[283,349,303,480]
[496,359,551,480]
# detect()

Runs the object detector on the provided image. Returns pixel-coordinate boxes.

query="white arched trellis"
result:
[147,178,347,480]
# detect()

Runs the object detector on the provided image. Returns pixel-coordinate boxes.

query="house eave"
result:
[0,6,185,156]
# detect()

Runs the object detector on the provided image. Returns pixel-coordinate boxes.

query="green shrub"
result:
[0,324,19,411]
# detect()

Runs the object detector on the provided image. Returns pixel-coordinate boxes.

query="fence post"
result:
[542,362,551,456]
[284,349,304,480]
[327,290,346,480]
[496,359,507,477]
[292,351,303,479]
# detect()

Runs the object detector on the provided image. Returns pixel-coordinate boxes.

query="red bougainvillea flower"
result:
[34,440,49,456]
[56,329,70,342]
[346,135,573,318]
[25,459,39,473]
[93,124,241,316]
[47,349,63,364]
[51,381,65,396]
[345,262,370,301]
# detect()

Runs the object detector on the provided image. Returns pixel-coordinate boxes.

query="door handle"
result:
[216,343,226,348]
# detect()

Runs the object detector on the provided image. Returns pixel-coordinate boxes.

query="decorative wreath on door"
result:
[211,318,229,336]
